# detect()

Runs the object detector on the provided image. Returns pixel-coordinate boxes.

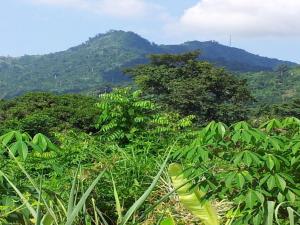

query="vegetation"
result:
[126,52,253,124]
[239,66,300,104]
[0,92,99,136]
[0,52,299,224]
[0,30,295,98]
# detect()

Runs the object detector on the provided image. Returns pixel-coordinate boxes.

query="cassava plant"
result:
[173,117,300,224]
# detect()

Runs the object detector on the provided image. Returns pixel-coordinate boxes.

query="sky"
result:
[1,0,300,63]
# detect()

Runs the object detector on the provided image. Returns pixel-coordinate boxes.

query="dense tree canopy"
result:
[126,52,254,124]
[0,92,99,136]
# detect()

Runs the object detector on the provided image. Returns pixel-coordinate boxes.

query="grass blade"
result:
[67,167,80,218]
[35,178,43,225]
[92,198,99,225]
[112,176,123,222]
[0,171,37,219]
[96,208,110,225]
[65,169,106,225]
[120,151,171,225]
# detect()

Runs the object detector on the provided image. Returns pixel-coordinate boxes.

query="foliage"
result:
[96,87,195,145]
[126,52,254,124]
[174,117,300,224]
[168,163,219,225]
[1,87,300,225]
[0,92,99,136]
[0,30,294,99]
[258,98,300,120]
[239,66,300,104]
[0,129,172,225]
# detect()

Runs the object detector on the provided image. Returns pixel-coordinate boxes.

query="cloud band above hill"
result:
[169,0,300,37]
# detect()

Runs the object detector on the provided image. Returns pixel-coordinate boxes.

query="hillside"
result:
[240,66,300,104]
[0,30,296,98]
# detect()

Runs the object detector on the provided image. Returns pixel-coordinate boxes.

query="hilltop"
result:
[0,30,296,98]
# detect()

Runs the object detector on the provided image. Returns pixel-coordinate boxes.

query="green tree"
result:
[125,52,253,124]
[275,64,289,81]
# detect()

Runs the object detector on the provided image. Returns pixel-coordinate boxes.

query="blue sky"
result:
[1,0,299,63]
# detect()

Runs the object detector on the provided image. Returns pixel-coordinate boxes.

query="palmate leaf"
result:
[168,163,219,225]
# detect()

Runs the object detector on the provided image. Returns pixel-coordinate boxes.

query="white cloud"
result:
[168,0,300,37]
[29,0,160,19]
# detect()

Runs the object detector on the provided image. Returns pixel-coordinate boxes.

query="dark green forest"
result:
[0,50,299,225]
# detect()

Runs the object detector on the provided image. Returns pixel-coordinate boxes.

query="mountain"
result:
[0,30,296,98]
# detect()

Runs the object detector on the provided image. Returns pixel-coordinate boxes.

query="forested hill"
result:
[0,30,296,98]
[240,66,300,104]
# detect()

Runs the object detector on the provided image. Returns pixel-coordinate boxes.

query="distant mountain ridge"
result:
[0,30,297,98]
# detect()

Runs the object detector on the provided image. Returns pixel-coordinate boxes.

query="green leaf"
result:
[225,172,236,188]
[291,142,300,154]
[41,213,55,225]
[237,173,245,189]
[277,193,285,203]
[32,134,48,151]
[245,190,257,209]
[0,131,15,146]
[254,190,264,203]
[160,216,176,225]
[241,131,251,143]
[286,190,296,203]
[18,141,28,160]
[253,213,262,225]
[266,155,275,170]
[10,141,25,157]
[217,123,226,138]
[275,174,286,191]
[168,163,219,225]
[243,152,252,167]
[267,176,276,191]
[234,152,243,165]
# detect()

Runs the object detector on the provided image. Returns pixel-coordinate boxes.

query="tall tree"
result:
[275,64,289,82]
[125,51,254,124]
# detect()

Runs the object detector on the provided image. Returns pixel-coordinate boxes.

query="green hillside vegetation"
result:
[0,52,299,225]
[126,51,253,124]
[0,30,296,99]
[240,66,300,104]
[0,93,99,136]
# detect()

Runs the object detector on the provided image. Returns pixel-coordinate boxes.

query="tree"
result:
[275,64,289,82]
[125,52,253,124]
